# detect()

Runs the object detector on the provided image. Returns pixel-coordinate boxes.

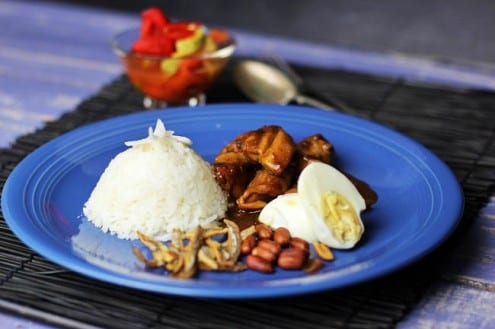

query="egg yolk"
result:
[320,192,363,243]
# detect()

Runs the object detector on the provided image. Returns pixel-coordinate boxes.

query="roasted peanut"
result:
[303,258,323,274]
[273,227,291,246]
[313,241,335,261]
[255,223,273,240]
[277,248,307,270]
[290,237,310,254]
[251,246,277,263]
[257,239,281,256]
[240,234,257,255]
[246,254,273,273]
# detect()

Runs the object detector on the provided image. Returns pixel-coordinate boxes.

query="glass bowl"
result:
[111,27,235,108]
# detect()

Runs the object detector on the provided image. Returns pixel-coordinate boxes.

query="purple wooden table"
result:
[1,1,494,328]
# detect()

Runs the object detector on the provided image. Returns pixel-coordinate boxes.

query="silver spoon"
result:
[233,60,350,113]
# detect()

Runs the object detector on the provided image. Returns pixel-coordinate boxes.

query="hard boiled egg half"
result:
[259,162,366,249]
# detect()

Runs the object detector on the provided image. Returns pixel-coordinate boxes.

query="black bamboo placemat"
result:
[1,60,494,329]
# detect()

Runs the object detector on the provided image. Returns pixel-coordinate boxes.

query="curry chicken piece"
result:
[213,126,296,210]
[213,131,253,166]
[212,128,334,211]
[286,133,334,192]
[237,167,295,210]
[211,163,254,200]
[214,125,296,176]
[295,133,334,171]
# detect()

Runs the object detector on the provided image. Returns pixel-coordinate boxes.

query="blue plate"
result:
[1,104,463,298]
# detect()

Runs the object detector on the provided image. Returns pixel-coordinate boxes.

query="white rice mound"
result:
[83,119,227,240]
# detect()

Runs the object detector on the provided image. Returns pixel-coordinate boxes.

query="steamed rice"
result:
[83,119,227,240]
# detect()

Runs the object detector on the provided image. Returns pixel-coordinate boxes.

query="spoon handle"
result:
[295,93,358,115]
[293,94,336,112]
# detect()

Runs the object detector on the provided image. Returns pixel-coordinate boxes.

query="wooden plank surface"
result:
[443,196,495,288]
[398,196,495,329]
[0,1,123,148]
[1,1,495,328]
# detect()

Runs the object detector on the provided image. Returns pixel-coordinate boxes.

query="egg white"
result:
[259,162,367,249]
[298,162,366,249]
[258,193,317,241]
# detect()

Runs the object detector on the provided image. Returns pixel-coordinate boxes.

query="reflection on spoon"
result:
[233,60,352,113]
